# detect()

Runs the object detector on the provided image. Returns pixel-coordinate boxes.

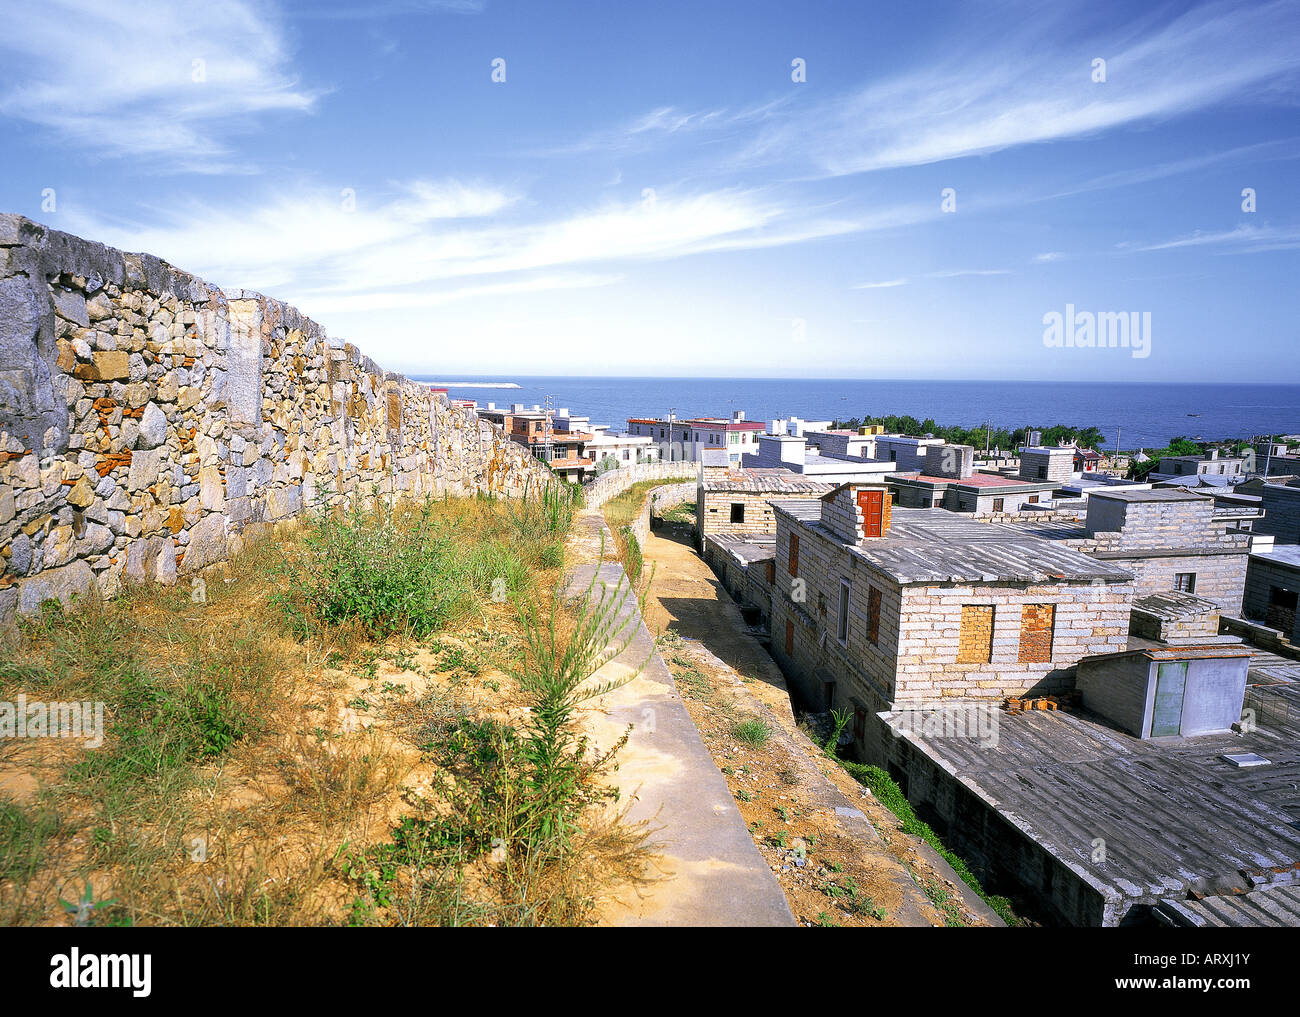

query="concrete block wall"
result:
[1103,551,1247,615]
[0,215,550,621]
[892,581,1133,702]
[1258,485,1300,544]
[770,506,1133,712]
[1019,448,1073,483]
[1243,555,1300,641]
[699,489,795,538]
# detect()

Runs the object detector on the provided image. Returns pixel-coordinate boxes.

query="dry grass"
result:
[0,491,645,926]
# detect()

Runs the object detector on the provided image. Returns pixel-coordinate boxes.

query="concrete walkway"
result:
[568,513,795,926]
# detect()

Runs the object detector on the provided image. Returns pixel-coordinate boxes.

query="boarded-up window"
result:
[1018,604,1055,663]
[784,619,794,656]
[764,560,775,585]
[788,533,800,576]
[992,498,1004,513]
[867,586,882,645]
[957,605,994,663]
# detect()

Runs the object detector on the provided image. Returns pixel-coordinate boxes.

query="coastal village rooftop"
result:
[771,498,1132,585]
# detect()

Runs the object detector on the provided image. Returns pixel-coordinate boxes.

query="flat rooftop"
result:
[701,469,833,495]
[1089,488,1210,503]
[706,532,776,565]
[1252,545,1300,570]
[1131,590,1221,620]
[882,677,1300,916]
[905,473,1051,489]
[770,500,1133,585]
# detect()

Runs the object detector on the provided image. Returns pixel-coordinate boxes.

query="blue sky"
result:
[1,0,1297,382]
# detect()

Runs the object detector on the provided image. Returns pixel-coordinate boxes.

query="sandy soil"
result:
[639,518,995,928]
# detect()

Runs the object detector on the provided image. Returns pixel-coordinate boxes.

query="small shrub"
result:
[731,718,772,747]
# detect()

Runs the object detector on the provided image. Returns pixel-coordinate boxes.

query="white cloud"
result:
[0,0,319,170]
[1133,223,1300,253]
[1033,252,1067,263]
[853,268,1011,289]
[738,1,1300,177]
[300,272,623,314]
[67,181,912,310]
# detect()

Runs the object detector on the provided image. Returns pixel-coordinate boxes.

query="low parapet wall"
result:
[583,460,698,510]
[0,214,549,622]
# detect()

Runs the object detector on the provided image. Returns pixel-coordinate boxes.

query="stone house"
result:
[1013,488,1251,616]
[768,482,1133,760]
[695,467,831,544]
[1018,446,1075,483]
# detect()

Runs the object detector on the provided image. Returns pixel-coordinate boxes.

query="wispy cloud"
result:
[285,0,484,19]
[852,268,1012,289]
[738,1,1300,178]
[1033,252,1068,263]
[64,180,920,318]
[1131,223,1300,253]
[0,0,319,171]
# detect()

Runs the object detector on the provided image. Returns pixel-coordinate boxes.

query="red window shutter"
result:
[867,586,881,644]
[785,619,794,655]
[788,533,800,576]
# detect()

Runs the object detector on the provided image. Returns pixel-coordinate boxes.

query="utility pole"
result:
[542,393,552,465]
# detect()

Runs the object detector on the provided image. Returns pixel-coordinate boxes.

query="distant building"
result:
[886,472,1058,514]
[743,433,896,485]
[1018,446,1075,484]
[768,416,834,438]
[583,426,659,470]
[872,435,946,472]
[1151,449,1246,484]
[626,410,765,463]
[805,428,877,460]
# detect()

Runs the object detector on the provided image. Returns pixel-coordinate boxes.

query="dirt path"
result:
[639,519,999,928]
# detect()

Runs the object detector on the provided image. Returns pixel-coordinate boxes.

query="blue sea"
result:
[409,376,1300,452]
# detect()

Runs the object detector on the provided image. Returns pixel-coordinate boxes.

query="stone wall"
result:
[0,215,549,622]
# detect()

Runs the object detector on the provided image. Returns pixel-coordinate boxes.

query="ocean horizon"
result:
[409,376,1300,451]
